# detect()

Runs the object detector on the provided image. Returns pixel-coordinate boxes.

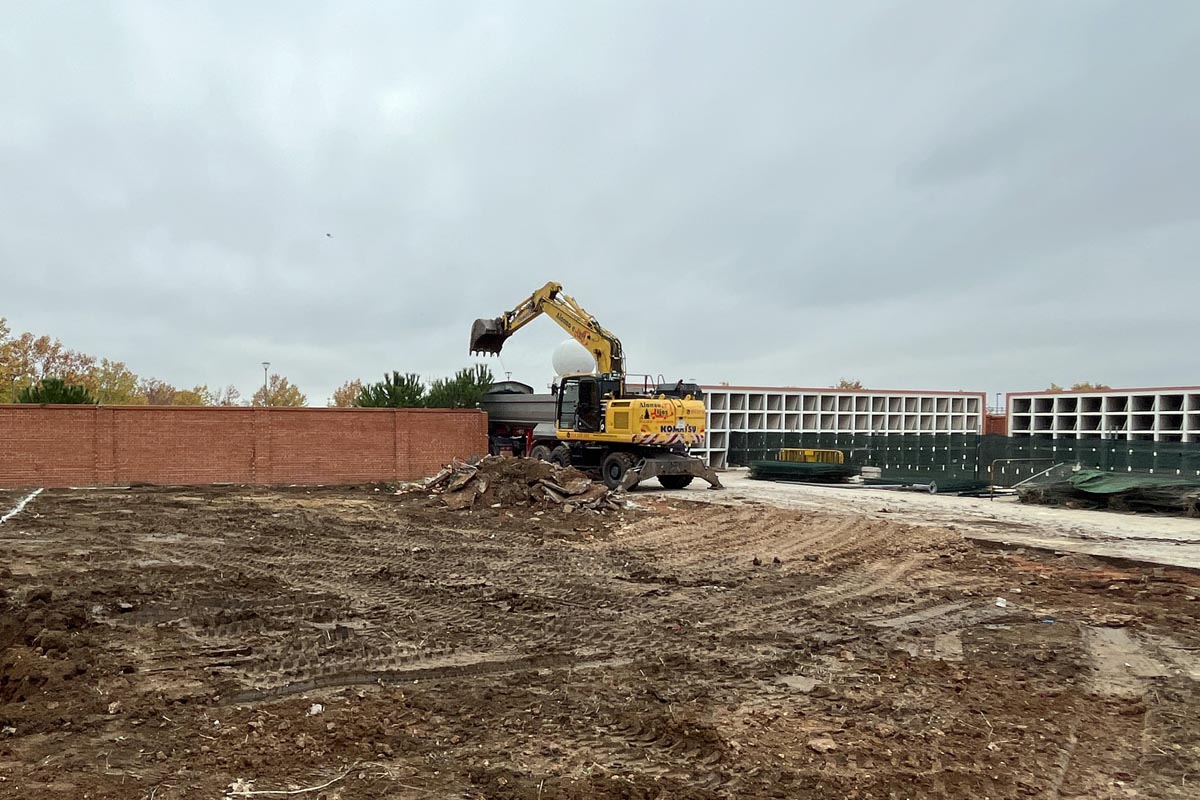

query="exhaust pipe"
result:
[470,318,511,355]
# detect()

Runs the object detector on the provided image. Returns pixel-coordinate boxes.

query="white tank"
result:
[552,339,596,376]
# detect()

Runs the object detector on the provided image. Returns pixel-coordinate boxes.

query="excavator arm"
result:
[470,281,625,376]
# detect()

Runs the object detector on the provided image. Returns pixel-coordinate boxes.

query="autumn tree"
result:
[137,377,178,405]
[18,377,97,404]
[211,385,243,406]
[0,319,249,406]
[2,330,94,392]
[171,385,215,406]
[252,374,307,407]
[83,359,145,404]
[1045,382,1112,393]
[0,318,13,401]
[329,379,363,407]
[834,378,865,390]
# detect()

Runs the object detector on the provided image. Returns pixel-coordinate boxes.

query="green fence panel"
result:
[725,432,1200,484]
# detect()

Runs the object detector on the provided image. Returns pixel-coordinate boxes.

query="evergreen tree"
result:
[18,377,97,404]
[355,372,425,408]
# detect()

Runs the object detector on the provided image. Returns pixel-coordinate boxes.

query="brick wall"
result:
[0,405,487,489]
[984,413,1009,436]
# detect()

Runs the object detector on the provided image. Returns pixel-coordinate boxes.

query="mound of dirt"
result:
[419,456,622,512]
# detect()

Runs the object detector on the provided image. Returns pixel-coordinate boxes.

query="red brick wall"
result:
[984,413,1008,436]
[0,405,487,489]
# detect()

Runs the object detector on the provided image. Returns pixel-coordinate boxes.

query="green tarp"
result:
[1068,470,1200,494]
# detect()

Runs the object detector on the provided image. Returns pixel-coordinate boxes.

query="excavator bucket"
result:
[470,318,511,355]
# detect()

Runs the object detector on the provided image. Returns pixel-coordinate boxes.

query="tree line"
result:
[1,316,303,406]
[328,365,494,409]
[2,317,493,409]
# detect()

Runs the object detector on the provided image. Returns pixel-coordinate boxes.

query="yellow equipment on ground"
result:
[777,448,845,464]
[470,282,723,490]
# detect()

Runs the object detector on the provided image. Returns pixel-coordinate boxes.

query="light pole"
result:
[261,362,270,406]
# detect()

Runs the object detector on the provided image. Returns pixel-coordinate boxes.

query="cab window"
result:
[557,378,579,429]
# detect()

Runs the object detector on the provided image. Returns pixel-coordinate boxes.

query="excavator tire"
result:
[601,451,637,490]
[529,444,553,462]
[658,475,694,490]
[550,445,571,467]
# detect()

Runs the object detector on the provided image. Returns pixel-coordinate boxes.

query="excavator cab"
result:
[470,317,510,355]
[558,375,612,433]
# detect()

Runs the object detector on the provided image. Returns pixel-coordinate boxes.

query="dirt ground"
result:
[3,483,1200,799]
[680,471,1200,570]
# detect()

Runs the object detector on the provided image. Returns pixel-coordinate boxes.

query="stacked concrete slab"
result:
[1007,387,1200,443]
[695,385,985,468]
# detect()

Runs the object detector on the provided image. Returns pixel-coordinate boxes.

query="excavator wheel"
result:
[550,445,571,467]
[658,475,694,490]
[601,451,637,490]
[529,444,553,462]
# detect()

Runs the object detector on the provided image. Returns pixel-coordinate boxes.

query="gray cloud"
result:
[2,0,1198,403]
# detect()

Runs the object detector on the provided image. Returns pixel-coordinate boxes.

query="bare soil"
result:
[2,485,1200,798]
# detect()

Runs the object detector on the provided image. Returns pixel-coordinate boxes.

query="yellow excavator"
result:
[470,282,723,490]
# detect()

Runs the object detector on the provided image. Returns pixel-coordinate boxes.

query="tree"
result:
[356,372,425,408]
[329,379,363,407]
[3,331,94,390]
[0,317,14,402]
[425,365,494,409]
[1045,382,1111,393]
[83,359,145,404]
[211,385,243,406]
[18,377,97,404]
[353,366,494,409]
[137,377,179,405]
[252,374,307,407]
[171,385,214,406]
[0,319,246,406]
[834,378,865,390]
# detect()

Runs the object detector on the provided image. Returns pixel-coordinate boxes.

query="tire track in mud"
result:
[224,651,628,704]
[611,508,934,643]
[1084,627,1172,697]
[800,556,923,608]
[617,510,868,572]
[137,499,645,697]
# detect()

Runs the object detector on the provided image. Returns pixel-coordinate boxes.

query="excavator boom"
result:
[469,281,624,375]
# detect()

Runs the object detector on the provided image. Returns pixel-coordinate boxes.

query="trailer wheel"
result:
[550,445,571,467]
[658,475,694,490]
[601,452,637,489]
[529,444,553,462]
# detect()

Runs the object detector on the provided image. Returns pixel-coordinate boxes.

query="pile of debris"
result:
[419,456,623,513]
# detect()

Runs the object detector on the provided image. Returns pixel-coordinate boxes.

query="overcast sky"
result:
[2,1,1198,404]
